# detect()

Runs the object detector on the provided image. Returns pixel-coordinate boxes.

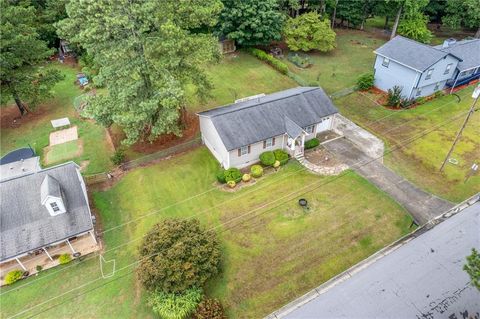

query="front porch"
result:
[0,231,100,286]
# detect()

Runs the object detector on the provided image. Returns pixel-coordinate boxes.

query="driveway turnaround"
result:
[323,138,453,224]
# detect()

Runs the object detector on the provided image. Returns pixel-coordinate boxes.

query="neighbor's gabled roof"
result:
[198,87,338,151]
[0,162,93,261]
[435,39,480,71]
[374,35,462,72]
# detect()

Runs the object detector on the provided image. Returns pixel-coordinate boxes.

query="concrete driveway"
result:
[323,138,453,224]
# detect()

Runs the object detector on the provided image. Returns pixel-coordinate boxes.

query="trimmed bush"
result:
[356,73,374,91]
[193,298,226,319]
[224,168,242,183]
[247,48,289,75]
[227,180,236,188]
[216,169,226,184]
[59,253,72,265]
[148,287,203,319]
[273,149,289,165]
[5,270,23,285]
[273,160,280,168]
[36,265,43,272]
[304,138,320,149]
[242,174,251,182]
[250,165,263,178]
[259,151,276,166]
[110,148,126,165]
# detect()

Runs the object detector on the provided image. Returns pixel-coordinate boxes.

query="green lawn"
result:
[283,30,385,94]
[334,87,479,202]
[0,63,113,175]
[0,148,414,318]
[45,139,81,164]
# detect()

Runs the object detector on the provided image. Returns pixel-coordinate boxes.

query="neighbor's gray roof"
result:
[436,39,480,71]
[0,156,41,181]
[0,162,93,261]
[198,87,338,151]
[281,200,480,319]
[375,36,461,71]
[40,174,62,203]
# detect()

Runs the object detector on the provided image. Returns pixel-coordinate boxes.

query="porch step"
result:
[295,154,305,163]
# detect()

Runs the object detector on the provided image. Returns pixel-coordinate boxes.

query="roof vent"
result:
[442,38,456,49]
[235,93,266,104]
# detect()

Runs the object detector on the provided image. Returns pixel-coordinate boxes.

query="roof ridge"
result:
[395,35,447,54]
[199,87,319,118]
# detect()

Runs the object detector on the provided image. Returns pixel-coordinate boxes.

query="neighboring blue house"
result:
[373,36,480,99]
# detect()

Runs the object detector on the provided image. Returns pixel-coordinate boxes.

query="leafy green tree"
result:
[389,0,430,39]
[217,0,285,46]
[334,0,364,28]
[284,12,336,52]
[443,0,480,38]
[464,248,480,291]
[0,0,62,115]
[137,219,221,293]
[33,0,68,48]
[57,0,223,145]
[398,11,433,43]
[147,287,203,319]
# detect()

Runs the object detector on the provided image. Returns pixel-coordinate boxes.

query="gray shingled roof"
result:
[198,87,338,151]
[40,174,62,203]
[435,39,480,71]
[375,35,461,71]
[284,116,304,139]
[0,162,93,261]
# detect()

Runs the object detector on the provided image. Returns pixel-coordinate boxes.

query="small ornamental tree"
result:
[138,219,221,293]
[464,248,480,291]
[387,86,403,107]
[284,12,336,52]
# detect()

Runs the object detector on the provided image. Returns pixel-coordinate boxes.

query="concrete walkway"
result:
[323,138,454,224]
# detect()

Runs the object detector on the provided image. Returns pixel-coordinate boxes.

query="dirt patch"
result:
[49,126,78,145]
[0,104,52,129]
[305,146,342,167]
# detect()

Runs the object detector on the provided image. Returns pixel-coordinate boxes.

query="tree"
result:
[217,0,285,46]
[33,0,69,48]
[334,0,364,28]
[137,219,222,293]
[57,0,223,145]
[464,248,480,291]
[398,11,433,43]
[443,0,480,38]
[284,12,336,52]
[0,0,62,115]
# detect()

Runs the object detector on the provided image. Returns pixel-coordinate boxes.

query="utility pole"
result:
[440,84,480,172]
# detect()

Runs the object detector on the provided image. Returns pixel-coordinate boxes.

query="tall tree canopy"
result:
[57,0,223,145]
[443,0,480,38]
[32,0,69,48]
[217,0,285,46]
[284,12,336,52]
[0,0,62,115]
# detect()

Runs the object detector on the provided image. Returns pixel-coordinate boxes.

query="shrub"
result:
[193,298,226,319]
[400,98,415,109]
[387,85,403,107]
[356,73,374,91]
[242,174,251,182]
[227,180,236,188]
[273,149,289,165]
[304,138,320,149]
[5,270,23,285]
[250,165,263,178]
[247,48,289,74]
[224,168,242,183]
[273,160,280,168]
[36,265,43,272]
[259,151,276,166]
[215,169,226,184]
[148,287,203,319]
[59,253,72,265]
[110,148,126,165]
[434,90,445,98]
[288,53,312,68]
[284,13,336,52]
[138,219,221,292]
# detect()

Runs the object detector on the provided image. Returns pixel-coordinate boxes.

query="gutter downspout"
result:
[449,71,461,94]
[409,71,422,99]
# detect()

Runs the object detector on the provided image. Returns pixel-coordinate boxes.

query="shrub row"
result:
[247,48,289,75]
[304,138,320,149]
[260,149,289,166]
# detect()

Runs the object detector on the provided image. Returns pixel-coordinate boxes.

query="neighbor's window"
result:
[434,82,440,91]
[416,88,422,96]
[444,63,452,74]
[264,138,274,148]
[305,125,315,134]
[239,145,249,156]
[425,69,434,80]
[50,202,60,212]
[382,57,390,67]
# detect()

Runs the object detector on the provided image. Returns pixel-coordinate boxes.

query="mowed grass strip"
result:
[334,86,479,202]
[44,140,82,164]
[0,148,413,318]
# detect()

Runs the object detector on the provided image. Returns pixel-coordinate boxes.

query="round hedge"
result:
[227,180,236,188]
[59,253,72,265]
[304,138,320,149]
[259,151,275,166]
[5,270,23,285]
[250,165,263,178]
[273,149,289,165]
[224,168,242,183]
[242,173,251,182]
[216,169,226,184]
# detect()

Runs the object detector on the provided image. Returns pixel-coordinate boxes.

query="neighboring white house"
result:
[374,36,464,99]
[197,87,339,169]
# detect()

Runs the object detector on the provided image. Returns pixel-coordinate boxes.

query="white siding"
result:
[228,134,284,169]
[199,116,229,167]
[374,55,420,99]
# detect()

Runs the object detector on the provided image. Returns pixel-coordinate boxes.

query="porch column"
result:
[89,231,97,244]
[43,247,53,261]
[301,134,306,152]
[66,239,76,254]
[15,257,27,271]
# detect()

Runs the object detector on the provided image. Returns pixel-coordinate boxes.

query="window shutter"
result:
[263,140,266,149]
[272,137,276,146]
[248,145,251,153]
[238,148,241,157]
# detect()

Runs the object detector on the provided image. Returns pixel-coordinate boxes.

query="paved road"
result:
[324,138,454,224]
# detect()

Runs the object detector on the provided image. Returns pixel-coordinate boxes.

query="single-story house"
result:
[197,87,339,169]
[0,160,97,279]
[373,36,469,99]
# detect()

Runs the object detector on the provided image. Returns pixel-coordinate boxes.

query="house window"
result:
[434,82,440,91]
[459,71,466,77]
[382,57,390,67]
[238,145,249,157]
[416,88,422,96]
[50,202,60,212]
[305,125,315,134]
[444,63,452,75]
[425,69,434,80]
[263,137,275,149]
